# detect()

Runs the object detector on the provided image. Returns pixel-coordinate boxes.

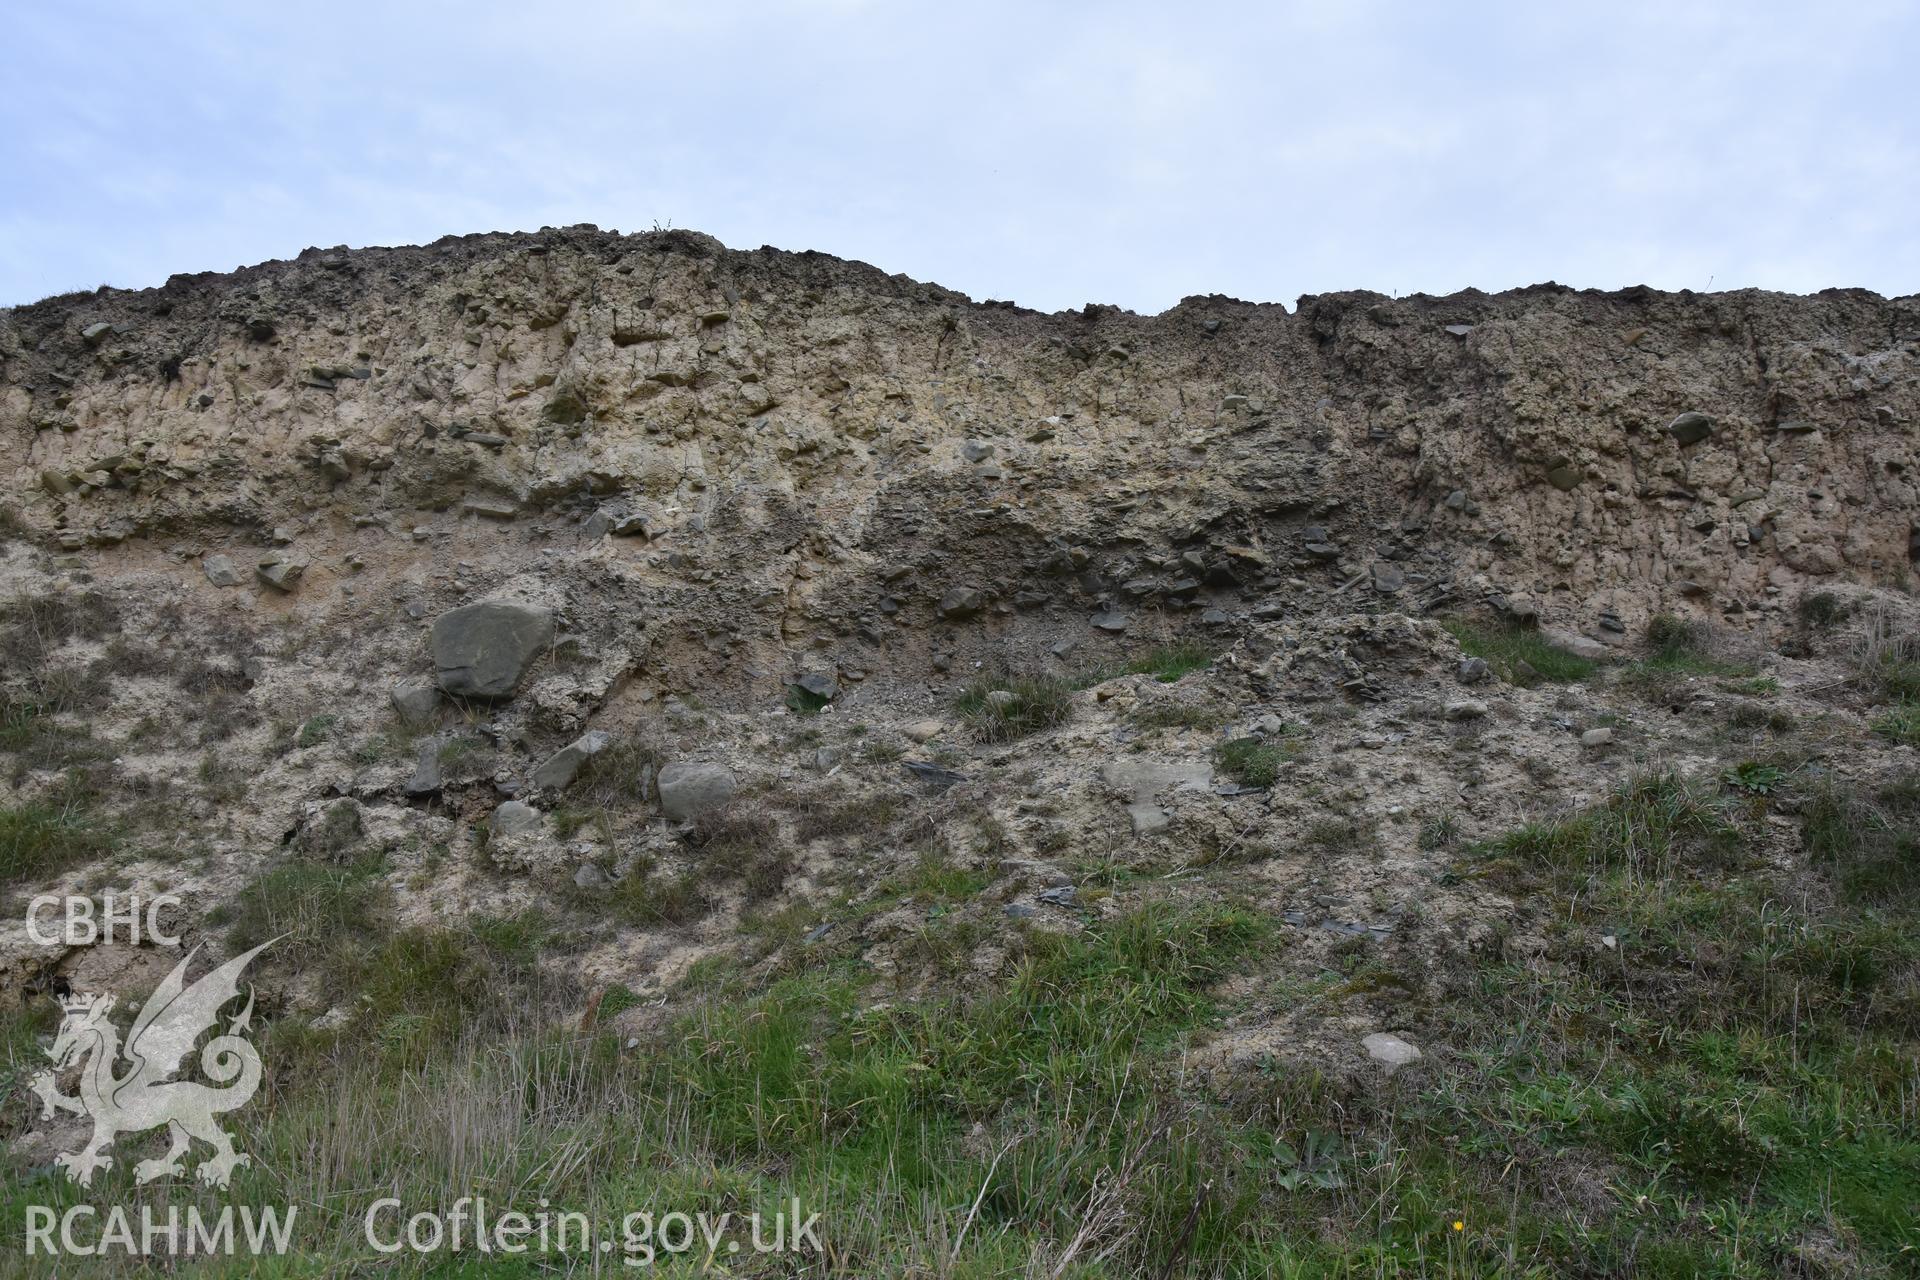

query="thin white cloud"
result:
[1,0,1914,310]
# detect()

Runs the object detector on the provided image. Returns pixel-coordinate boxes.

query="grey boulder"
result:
[937,587,985,620]
[402,743,442,797]
[256,555,304,592]
[657,761,737,820]
[492,800,544,837]
[390,678,441,725]
[431,601,555,699]
[1540,627,1610,660]
[1667,411,1715,446]
[793,671,839,700]
[203,554,243,587]
[1370,562,1406,594]
[1361,1032,1423,1072]
[532,729,613,791]
[1126,803,1170,836]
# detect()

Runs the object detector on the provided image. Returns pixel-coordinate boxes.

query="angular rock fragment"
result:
[533,729,613,791]
[793,672,839,700]
[255,555,304,592]
[202,554,242,587]
[402,743,443,797]
[390,678,441,725]
[937,587,985,620]
[1667,411,1715,446]
[430,601,555,699]
[1362,1032,1422,1072]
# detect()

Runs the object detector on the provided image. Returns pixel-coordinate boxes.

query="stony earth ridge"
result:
[6,226,1917,639]
[1,228,1918,1242]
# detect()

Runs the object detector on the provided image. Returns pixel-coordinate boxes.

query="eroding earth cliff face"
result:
[7,226,1918,636]
[2,228,1917,1175]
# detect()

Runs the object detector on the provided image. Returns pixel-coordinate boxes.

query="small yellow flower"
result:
[1452,1221,1465,1232]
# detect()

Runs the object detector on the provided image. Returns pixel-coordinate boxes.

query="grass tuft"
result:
[957,675,1073,742]
[1075,641,1214,688]
[1444,619,1597,684]
[784,683,831,716]
[1803,777,1920,905]
[1871,702,1920,745]
[1851,603,1920,704]
[1489,771,1740,881]
[1621,614,1757,694]
[1798,590,1852,629]
[212,858,390,972]
[0,789,115,886]
[603,856,710,927]
[572,737,660,809]
[1214,735,1294,788]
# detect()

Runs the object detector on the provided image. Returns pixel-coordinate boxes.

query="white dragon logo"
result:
[28,940,274,1188]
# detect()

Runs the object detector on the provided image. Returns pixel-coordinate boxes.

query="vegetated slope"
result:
[0,230,1916,1275]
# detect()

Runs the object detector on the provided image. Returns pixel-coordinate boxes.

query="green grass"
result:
[1214,735,1286,787]
[1870,660,1920,705]
[602,855,711,926]
[200,861,566,1078]
[1851,616,1920,703]
[0,690,110,776]
[861,738,905,764]
[1871,702,1920,745]
[0,790,115,886]
[1,901,1278,1276]
[1803,777,1920,905]
[0,697,45,754]
[1623,614,1757,685]
[13,795,1919,1279]
[295,713,338,748]
[1721,760,1785,795]
[1851,607,1920,744]
[1305,812,1376,853]
[355,927,513,1054]
[884,848,993,904]
[1486,770,1741,881]
[684,806,793,900]
[1417,813,1462,850]
[1127,641,1214,683]
[436,735,483,767]
[1798,590,1852,628]
[551,804,612,841]
[1074,640,1214,687]
[784,682,831,715]
[1444,619,1598,684]
[468,908,553,967]
[1402,769,1920,1275]
[210,858,391,973]
[956,674,1074,742]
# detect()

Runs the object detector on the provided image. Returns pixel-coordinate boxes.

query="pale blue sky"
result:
[3,1,1915,312]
